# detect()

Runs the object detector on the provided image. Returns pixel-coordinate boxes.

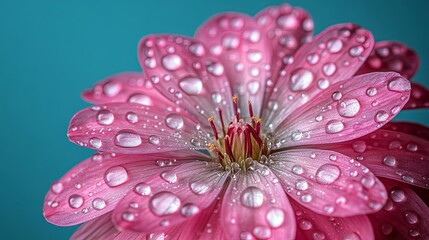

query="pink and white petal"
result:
[273,72,410,149]
[138,35,235,128]
[383,121,429,140]
[357,41,419,79]
[68,102,209,153]
[369,178,429,239]
[112,161,228,233]
[318,129,429,189]
[291,200,375,240]
[405,82,429,109]
[195,13,271,118]
[82,72,174,108]
[221,163,296,240]
[270,149,387,217]
[262,23,374,130]
[71,213,122,240]
[44,151,207,226]
[254,4,313,93]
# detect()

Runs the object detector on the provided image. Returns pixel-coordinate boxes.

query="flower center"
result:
[208,96,268,171]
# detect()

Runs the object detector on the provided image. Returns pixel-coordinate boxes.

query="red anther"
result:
[218,108,226,136]
[224,136,235,161]
[208,116,219,140]
[254,119,261,135]
[244,129,252,158]
[246,124,263,147]
[248,101,255,126]
[232,95,239,119]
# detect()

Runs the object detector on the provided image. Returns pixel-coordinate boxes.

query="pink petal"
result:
[81,72,174,108]
[138,35,235,127]
[405,82,429,109]
[254,4,313,95]
[291,199,375,240]
[318,129,429,189]
[369,178,429,239]
[195,13,271,117]
[43,151,207,226]
[221,162,296,240]
[357,41,419,79]
[273,72,410,149]
[383,121,429,140]
[68,102,209,153]
[270,149,387,217]
[262,23,374,130]
[112,161,228,233]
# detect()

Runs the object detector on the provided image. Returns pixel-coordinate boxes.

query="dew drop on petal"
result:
[96,109,114,125]
[180,203,200,217]
[128,94,152,106]
[299,219,312,230]
[162,54,182,71]
[51,181,64,194]
[104,166,129,187]
[149,135,160,145]
[300,194,312,203]
[252,226,272,239]
[366,87,377,97]
[240,186,264,208]
[89,137,102,149]
[349,46,364,57]
[404,210,419,224]
[126,112,139,123]
[327,38,343,53]
[149,191,181,216]
[179,77,203,95]
[295,179,309,190]
[115,130,142,147]
[342,232,361,240]
[92,198,106,210]
[161,171,178,183]
[289,69,314,91]
[390,188,406,202]
[68,194,84,209]
[190,182,210,195]
[292,165,304,175]
[134,183,151,196]
[165,113,184,130]
[388,77,411,92]
[375,111,389,123]
[315,164,341,184]
[337,99,360,117]
[325,120,344,134]
[323,63,336,76]
[383,155,397,167]
[266,208,284,228]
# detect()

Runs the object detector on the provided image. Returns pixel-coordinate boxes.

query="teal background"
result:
[1,0,428,239]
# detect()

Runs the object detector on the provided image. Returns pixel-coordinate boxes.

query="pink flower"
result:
[44,4,429,240]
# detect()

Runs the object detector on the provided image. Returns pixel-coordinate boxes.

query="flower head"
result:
[44,4,429,239]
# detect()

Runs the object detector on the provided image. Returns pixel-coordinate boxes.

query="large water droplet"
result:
[89,137,102,149]
[96,109,114,125]
[115,130,142,147]
[165,113,184,130]
[149,191,181,216]
[375,111,389,123]
[383,155,397,167]
[128,94,152,106]
[104,166,129,187]
[68,194,84,209]
[292,165,304,175]
[349,46,364,57]
[289,69,314,91]
[51,181,64,194]
[247,50,263,63]
[325,120,344,134]
[190,182,210,195]
[277,14,298,29]
[327,38,343,53]
[162,54,182,71]
[134,182,151,196]
[247,81,260,95]
[388,77,411,92]
[180,203,200,217]
[315,164,341,184]
[323,63,336,76]
[161,171,178,183]
[207,62,224,76]
[404,210,419,224]
[103,82,121,97]
[342,232,361,240]
[92,198,106,210]
[337,99,361,117]
[241,186,264,208]
[390,188,406,202]
[179,77,203,95]
[266,208,284,228]
[295,179,309,190]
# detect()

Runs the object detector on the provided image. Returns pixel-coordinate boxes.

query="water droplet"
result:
[404,210,419,224]
[104,166,129,187]
[189,43,205,56]
[268,101,279,111]
[323,63,336,76]
[375,111,389,123]
[145,58,156,68]
[295,179,309,190]
[162,54,182,71]
[51,181,63,194]
[149,135,160,145]
[190,182,210,195]
[301,194,312,203]
[307,53,320,65]
[207,62,224,76]
[349,46,364,57]
[89,137,102,149]
[401,174,414,183]
[180,203,200,217]
[289,69,314,91]
[126,112,138,123]
[134,183,151,196]
[211,92,222,104]
[315,164,341,184]
[327,38,343,53]
[409,229,420,237]
[361,175,375,188]
[150,191,181,216]
[366,87,377,97]
[292,165,304,175]
[277,14,298,29]
[115,130,142,147]
[96,109,114,125]
[388,77,411,92]
[352,140,366,153]
[247,50,262,63]
[178,77,203,95]
[128,94,152,106]
[241,186,264,208]
[390,188,406,202]
[342,232,361,240]
[252,226,271,239]
[161,171,178,183]
[325,120,344,134]
[381,223,393,235]
[299,219,312,230]
[92,198,106,210]
[317,78,330,89]
[247,81,260,95]
[103,82,121,97]
[165,113,184,130]
[122,212,136,222]
[323,205,334,214]
[222,35,240,49]
[383,155,397,167]
[337,99,361,117]
[406,142,418,152]
[266,208,284,228]
[291,130,303,141]
[332,91,342,101]
[68,194,84,209]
